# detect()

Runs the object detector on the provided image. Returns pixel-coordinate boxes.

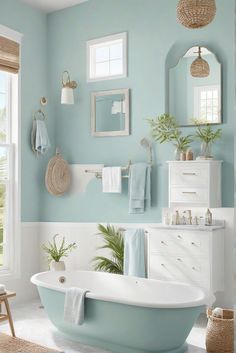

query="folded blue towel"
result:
[128,163,151,214]
[31,119,50,155]
[64,287,89,325]
[124,228,146,278]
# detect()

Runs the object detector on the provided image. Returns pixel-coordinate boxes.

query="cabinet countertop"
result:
[147,222,224,232]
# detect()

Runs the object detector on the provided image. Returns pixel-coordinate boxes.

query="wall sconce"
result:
[61,70,78,105]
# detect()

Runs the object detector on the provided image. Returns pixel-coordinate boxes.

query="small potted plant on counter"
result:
[194,123,222,159]
[42,234,77,271]
[148,114,192,160]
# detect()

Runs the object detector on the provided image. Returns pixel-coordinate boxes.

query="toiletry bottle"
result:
[171,213,176,225]
[205,209,212,226]
[163,212,170,225]
[176,211,180,225]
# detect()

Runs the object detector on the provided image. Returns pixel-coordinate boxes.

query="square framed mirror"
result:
[91,88,130,137]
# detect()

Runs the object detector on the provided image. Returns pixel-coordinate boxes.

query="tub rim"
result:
[31,270,214,309]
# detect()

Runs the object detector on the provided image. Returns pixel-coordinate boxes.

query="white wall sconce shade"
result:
[61,70,77,105]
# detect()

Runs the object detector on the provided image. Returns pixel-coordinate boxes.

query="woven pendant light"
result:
[190,47,210,78]
[177,0,216,29]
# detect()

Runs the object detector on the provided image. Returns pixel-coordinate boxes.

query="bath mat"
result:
[0,333,62,353]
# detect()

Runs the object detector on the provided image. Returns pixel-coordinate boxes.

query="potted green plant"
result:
[194,123,222,159]
[148,114,192,160]
[42,234,77,271]
[93,224,124,274]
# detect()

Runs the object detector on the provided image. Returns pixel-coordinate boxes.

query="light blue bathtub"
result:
[31,271,209,353]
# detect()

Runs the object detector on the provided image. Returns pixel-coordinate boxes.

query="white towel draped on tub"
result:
[102,167,122,193]
[64,287,89,325]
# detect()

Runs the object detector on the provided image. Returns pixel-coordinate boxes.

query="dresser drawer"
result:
[170,187,208,204]
[148,254,210,285]
[170,164,208,187]
[147,229,209,256]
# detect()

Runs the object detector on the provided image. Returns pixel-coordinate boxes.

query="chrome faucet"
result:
[183,210,192,225]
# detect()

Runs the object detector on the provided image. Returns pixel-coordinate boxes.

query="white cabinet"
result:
[167,160,222,208]
[147,225,224,294]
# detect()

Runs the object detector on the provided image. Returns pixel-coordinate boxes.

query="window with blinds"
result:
[0,36,20,74]
[0,70,12,268]
[0,28,20,275]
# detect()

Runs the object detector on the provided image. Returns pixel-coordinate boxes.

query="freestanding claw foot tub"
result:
[31,271,211,353]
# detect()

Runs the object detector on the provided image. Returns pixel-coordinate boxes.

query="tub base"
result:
[60,329,188,353]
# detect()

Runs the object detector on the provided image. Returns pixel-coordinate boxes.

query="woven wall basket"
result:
[206,308,234,353]
[45,153,71,196]
[177,0,216,29]
[190,57,210,77]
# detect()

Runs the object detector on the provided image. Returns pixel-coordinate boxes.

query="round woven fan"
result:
[45,152,71,196]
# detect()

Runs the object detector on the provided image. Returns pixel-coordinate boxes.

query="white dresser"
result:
[147,225,224,294]
[167,160,222,208]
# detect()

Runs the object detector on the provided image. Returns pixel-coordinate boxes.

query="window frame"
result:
[0,24,22,279]
[194,85,221,124]
[87,32,127,82]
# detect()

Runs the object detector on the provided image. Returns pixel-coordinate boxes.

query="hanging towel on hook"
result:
[31,119,50,155]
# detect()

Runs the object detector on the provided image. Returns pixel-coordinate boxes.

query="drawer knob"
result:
[161,263,165,267]
[177,258,182,262]
[145,230,149,234]
[161,241,166,245]
[192,266,196,271]
[177,235,182,239]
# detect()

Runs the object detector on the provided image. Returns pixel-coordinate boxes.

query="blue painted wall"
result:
[0,0,234,222]
[39,0,234,223]
[0,0,55,221]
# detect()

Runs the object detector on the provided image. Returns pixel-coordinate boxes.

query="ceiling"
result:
[20,0,88,13]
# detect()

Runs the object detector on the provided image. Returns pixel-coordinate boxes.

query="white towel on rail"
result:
[64,287,89,325]
[102,167,122,193]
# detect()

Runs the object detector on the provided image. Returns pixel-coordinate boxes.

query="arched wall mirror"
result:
[169,46,222,127]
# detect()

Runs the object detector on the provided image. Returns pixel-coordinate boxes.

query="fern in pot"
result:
[42,234,77,271]
[148,114,192,160]
[93,224,124,274]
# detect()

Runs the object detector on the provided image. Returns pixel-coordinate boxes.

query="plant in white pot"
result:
[42,234,77,271]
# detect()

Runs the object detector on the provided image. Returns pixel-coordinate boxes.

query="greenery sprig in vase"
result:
[42,234,77,271]
[194,123,222,159]
[148,114,192,160]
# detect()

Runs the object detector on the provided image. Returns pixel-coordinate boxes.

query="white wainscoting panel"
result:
[2,223,40,304]
[2,208,233,307]
[38,209,234,308]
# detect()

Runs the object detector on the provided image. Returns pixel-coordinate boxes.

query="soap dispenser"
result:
[205,209,212,226]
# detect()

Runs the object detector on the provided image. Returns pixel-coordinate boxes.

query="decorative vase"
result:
[186,149,194,160]
[174,147,182,161]
[180,152,186,161]
[201,141,212,159]
[50,260,66,271]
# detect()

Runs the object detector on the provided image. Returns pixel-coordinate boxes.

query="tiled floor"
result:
[1,300,207,353]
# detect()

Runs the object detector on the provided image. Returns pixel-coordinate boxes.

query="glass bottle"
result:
[205,209,212,226]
